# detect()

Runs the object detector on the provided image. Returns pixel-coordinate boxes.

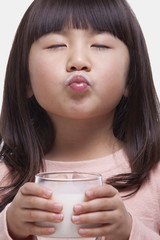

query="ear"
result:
[26,84,33,98]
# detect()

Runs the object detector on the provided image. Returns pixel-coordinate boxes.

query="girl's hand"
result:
[7,182,63,239]
[72,184,132,240]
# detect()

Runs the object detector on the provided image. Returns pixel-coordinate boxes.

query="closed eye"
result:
[47,44,67,49]
[91,45,110,50]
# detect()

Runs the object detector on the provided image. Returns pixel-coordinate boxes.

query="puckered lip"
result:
[64,73,93,86]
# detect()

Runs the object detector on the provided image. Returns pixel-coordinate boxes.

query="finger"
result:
[78,224,113,238]
[22,209,64,223]
[73,196,117,214]
[20,182,53,199]
[25,223,56,237]
[85,184,118,200]
[22,196,63,213]
[72,210,115,225]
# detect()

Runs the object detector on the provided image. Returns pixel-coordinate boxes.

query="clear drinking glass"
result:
[35,171,102,238]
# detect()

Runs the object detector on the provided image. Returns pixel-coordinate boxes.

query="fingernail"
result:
[72,215,80,223]
[79,228,87,236]
[74,204,82,213]
[48,227,55,233]
[55,213,63,221]
[86,190,93,198]
[54,203,63,211]
[44,189,52,198]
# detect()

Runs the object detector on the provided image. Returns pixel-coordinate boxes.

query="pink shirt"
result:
[0,149,160,239]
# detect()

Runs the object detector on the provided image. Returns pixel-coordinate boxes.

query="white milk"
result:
[36,172,102,238]
[49,192,85,238]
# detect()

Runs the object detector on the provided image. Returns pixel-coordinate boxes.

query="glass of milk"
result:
[35,171,102,238]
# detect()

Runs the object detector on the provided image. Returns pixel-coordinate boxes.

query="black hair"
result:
[0,0,160,211]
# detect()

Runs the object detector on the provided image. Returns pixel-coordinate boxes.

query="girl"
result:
[0,0,160,239]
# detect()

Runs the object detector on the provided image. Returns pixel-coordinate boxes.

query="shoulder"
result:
[150,160,160,180]
[147,160,160,196]
[0,160,10,186]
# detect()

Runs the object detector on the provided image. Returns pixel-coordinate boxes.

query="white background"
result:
[0,0,159,110]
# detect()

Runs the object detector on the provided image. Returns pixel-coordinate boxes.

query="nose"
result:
[66,49,91,72]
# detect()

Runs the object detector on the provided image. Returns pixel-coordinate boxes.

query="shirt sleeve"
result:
[129,215,160,240]
[0,161,12,239]
[0,161,35,240]
[0,204,36,240]
[0,203,13,240]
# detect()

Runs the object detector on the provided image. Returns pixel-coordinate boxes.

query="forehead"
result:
[38,28,115,38]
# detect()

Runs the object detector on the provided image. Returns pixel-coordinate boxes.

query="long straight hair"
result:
[0,0,160,211]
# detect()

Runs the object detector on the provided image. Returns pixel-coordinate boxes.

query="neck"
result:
[45,116,122,161]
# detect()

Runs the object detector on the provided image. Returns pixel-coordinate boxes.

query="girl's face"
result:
[28,28,129,121]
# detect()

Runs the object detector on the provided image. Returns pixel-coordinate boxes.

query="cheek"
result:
[29,57,58,93]
[99,66,127,92]
[29,64,57,112]
[96,60,129,106]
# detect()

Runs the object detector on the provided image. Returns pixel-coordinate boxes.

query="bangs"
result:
[27,0,133,45]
